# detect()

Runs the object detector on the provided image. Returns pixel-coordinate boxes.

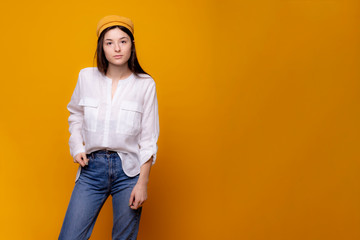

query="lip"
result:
[114,55,123,58]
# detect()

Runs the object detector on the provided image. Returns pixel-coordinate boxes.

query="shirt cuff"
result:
[140,151,156,167]
[71,147,85,159]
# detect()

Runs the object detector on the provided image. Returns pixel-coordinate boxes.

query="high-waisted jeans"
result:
[58,150,142,240]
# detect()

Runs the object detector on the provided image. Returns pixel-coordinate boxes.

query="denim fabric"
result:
[59,150,142,240]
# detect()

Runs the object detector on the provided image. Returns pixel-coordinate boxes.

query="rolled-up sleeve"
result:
[139,80,160,167]
[67,70,85,158]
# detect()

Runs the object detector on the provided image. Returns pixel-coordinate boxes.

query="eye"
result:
[121,41,127,44]
[106,42,112,45]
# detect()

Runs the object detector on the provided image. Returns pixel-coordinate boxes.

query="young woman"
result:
[59,15,159,240]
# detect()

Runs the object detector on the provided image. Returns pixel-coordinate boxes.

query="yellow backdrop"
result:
[0,0,359,239]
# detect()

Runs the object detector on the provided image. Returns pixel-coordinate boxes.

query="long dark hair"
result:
[93,25,150,78]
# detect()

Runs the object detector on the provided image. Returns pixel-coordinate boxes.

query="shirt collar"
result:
[104,72,135,84]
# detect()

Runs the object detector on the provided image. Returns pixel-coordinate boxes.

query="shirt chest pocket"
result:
[78,97,100,132]
[116,101,143,135]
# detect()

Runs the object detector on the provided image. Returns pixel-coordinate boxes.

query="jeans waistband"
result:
[89,149,118,157]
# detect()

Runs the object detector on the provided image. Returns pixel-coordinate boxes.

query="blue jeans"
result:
[59,150,142,240]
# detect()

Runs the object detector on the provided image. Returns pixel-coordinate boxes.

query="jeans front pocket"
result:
[78,97,99,132]
[116,101,143,135]
[75,165,82,183]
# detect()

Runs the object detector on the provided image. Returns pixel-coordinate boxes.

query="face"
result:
[102,27,132,67]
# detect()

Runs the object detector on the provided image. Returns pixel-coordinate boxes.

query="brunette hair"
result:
[93,25,150,78]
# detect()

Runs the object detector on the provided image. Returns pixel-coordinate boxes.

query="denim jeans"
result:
[59,150,142,240]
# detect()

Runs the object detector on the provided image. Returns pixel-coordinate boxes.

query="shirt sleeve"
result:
[67,70,85,159]
[139,80,160,167]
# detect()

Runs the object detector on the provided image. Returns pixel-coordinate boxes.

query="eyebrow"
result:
[104,37,129,41]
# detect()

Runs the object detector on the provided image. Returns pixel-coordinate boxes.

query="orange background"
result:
[0,0,359,239]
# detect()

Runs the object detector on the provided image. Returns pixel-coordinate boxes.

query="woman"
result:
[59,15,159,240]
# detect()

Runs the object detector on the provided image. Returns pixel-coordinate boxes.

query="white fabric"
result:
[67,67,159,181]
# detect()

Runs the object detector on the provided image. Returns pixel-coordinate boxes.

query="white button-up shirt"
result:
[67,67,159,181]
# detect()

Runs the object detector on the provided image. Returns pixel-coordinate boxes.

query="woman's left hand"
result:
[129,182,148,210]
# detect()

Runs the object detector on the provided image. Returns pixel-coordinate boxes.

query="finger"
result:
[129,191,135,207]
[132,199,143,210]
[75,157,86,167]
[81,153,89,165]
[133,199,141,209]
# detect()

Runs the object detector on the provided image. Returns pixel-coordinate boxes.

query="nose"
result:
[114,43,121,52]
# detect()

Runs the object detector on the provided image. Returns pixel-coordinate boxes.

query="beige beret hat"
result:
[96,15,134,38]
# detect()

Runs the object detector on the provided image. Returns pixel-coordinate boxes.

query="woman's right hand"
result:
[74,152,89,167]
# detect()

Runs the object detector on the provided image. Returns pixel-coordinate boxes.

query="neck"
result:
[106,63,132,81]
